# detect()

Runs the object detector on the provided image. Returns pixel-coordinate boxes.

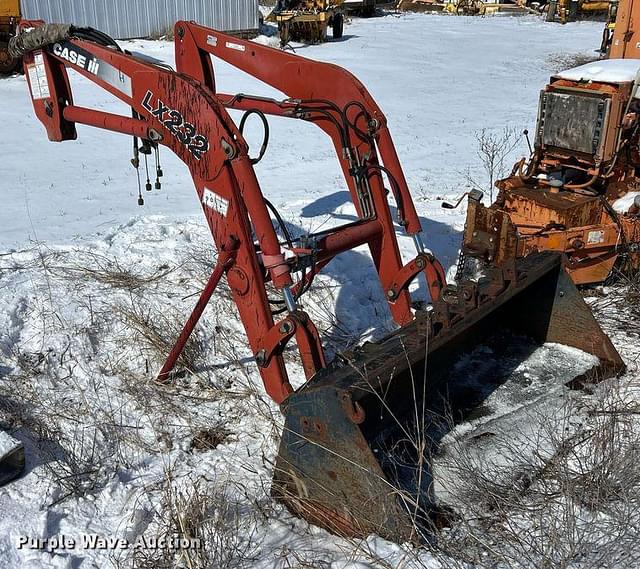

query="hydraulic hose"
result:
[239,109,270,165]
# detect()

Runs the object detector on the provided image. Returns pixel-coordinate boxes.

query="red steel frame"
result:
[20,22,446,404]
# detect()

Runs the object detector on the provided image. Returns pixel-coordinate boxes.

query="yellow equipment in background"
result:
[396,0,529,16]
[600,0,618,54]
[0,0,20,74]
[267,0,345,46]
[546,0,610,23]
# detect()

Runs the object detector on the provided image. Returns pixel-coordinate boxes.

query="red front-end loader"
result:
[8,22,625,542]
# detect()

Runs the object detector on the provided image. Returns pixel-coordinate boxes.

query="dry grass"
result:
[2,232,639,568]
[58,251,173,291]
[0,241,249,507]
[148,27,175,41]
[114,302,206,377]
[190,426,233,451]
[547,52,600,74]
[436,369,640,567]
[118,468,266,569]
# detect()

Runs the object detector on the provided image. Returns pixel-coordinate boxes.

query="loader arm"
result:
[14,24,328,403]
[12,23,627,543]
[12,22,444,404]
[173,21,418,232]
[173,21,447,310]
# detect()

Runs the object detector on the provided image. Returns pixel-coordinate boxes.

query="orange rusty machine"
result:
[608,0,640,59]
[461,58,640,285]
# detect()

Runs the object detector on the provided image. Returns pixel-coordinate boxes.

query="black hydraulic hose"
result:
[347,110,374,144]
[294,98,356,147]
[72,26,122,51]
[303,108,351,149]
[239,109,270,165]
[226,95,376,158]
[344,100,375,144]
[364,164,407,225]
[299,98,374,144]
[344,100,369,117]
[295,98,348,129]
[262,196,317,305]
[296,97,344,115]
[226,95,351,146]
[601,196,630,253]
[264,198,294,249]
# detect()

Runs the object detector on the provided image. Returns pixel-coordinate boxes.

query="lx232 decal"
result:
[142,90,210,160]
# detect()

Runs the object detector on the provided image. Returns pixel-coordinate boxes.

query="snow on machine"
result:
[461,58,640,286]
[9,21,625,542]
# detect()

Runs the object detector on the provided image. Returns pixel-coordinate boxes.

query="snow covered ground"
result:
[2,11,637,569]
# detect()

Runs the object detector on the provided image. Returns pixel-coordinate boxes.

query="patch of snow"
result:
[0,431,20,458]
[613,190,640,213]
[556,58,640,85]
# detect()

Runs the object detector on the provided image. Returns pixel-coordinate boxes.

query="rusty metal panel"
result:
[21,0,259,39]
[538,90,611,157]
[504,187,602,229]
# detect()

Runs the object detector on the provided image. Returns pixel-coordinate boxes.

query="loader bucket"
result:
[272,252,625,542]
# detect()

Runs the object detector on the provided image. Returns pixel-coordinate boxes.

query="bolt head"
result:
[279,321,294,335]
[255,349,267,366]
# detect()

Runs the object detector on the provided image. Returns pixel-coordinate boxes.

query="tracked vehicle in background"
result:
[9,21,625,542]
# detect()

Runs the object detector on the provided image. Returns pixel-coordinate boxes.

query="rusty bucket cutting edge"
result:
[272,251,625,543]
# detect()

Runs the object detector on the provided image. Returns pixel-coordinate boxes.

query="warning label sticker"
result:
[587,230,606,245]
[203,188,229,217]
[27,53,50,100]
[225,41,245,52]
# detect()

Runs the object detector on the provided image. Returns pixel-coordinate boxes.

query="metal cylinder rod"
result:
[283,286,297,313]
[413,233,426,254]
[316,219,382,261]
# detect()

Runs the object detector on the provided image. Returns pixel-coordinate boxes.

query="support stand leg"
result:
[157,239,238,382]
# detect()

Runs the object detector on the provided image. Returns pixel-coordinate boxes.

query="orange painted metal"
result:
[16,22,628,544]
[173,21,447,313]
[462,69,640,286]
[610,0,640,58]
